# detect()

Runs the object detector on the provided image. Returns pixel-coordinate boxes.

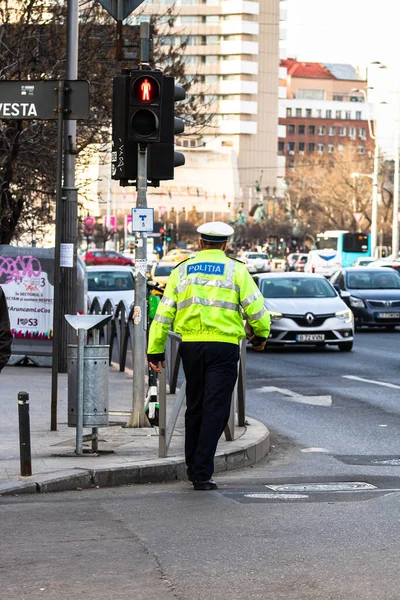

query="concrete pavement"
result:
[0,365,270,496]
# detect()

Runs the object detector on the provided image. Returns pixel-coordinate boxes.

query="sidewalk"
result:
[0,365,270,496]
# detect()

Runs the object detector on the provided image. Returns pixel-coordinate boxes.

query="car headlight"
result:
[269,310,283,321]
[335,309,353,323]
[350,296,365,308]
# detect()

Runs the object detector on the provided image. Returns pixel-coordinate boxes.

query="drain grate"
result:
[265,481,377,492]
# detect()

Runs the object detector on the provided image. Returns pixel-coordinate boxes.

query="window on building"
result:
[308,125,316,135]
[278,141,285,154]
[296,108,302,117]
[349,127,356,139]
[288,124,295,134]
[299,142,305,152]
[318,143,324,154]
[180,15,199,24]
[338,127,346,136]
[316,109,322,118]
[288,141,295,153]
[338,144,344,152]
[207,35,219,44]
[205,75,218,84]
[206,55,219,64]
[328,126,336,136]
[333,95,344,101]
[306,108,312,117]
[205,15,219,23]
[336,110,342,119]
[286,107,292,117]
[318,126,326,135]
[346,111,352,119]
[182,35,197,45]
[298,125,305,135]
[162,35,176,45]
[356,111,362,120]
[297,89,325,100]
[359,127,367,139]
[308,142,315,152]
[328,144,335,153]
[326,109,332,119]
[358,145,365,154]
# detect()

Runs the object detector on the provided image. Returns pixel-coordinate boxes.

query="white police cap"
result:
[197,221,234,242]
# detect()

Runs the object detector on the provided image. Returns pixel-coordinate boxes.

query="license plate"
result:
[377,312,400,319]
[296,334,325,342]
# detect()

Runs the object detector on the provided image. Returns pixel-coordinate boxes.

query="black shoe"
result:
[193,479,218,491]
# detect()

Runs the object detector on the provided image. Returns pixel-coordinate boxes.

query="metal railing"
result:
[88,297,247,457]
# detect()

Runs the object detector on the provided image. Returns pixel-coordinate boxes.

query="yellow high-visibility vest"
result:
[147,249,270,356]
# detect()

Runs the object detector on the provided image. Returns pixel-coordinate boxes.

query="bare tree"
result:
[0,0,206,244]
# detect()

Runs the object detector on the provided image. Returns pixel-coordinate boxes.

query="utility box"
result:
[67,344,109,427]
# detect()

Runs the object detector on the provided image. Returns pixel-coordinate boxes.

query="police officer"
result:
[147,222,270,490]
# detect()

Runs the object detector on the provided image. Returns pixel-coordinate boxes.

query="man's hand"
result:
[248,336,266,352]
[149,360,166,373]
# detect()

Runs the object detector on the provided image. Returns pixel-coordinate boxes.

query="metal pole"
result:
[50,80,65,431]
[59,0,79,373]
[76,328,85,455]
[393,114,400,257]
[140,21,150,67]
[127,143,150,427]
[18,392,32,477]
[371,140,379,258]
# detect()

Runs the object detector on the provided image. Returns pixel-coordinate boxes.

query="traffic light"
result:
[111,70,186,185]
[159,227,165,244]
[128,71,163,143]
[166,228,172,243]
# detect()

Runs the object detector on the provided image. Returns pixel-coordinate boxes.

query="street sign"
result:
[0,80,89,120]
[131,207,154,232]
[97,0,145,20]
[353,212,363,223]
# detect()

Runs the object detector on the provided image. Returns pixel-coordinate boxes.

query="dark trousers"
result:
[179,342,239,482]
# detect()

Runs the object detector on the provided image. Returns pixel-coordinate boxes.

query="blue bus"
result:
[316,230,371,268]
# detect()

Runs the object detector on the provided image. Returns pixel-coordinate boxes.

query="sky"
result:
[285,0,398,71]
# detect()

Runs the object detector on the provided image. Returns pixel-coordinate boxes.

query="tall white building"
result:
[118,0,285,218]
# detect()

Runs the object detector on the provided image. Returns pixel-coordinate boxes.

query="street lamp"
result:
[351,87,379,257]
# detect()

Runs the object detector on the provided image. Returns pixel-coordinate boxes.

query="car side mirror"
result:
[340,290,350,299]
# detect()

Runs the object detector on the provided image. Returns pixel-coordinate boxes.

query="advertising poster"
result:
[0,248,54,341]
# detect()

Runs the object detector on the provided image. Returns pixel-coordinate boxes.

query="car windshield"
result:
[155,265,174,276]
[260,277,336,298]
[346,271,400,289]
[88,271,134,292]
[246,253,268,260]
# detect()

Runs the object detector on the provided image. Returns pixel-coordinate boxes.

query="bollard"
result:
[18,391,32,477]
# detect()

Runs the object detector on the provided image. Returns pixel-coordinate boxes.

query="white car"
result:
[253,272,354,351]
[87,265,135,310]
[241,252,271,274]
[304,249,342,278]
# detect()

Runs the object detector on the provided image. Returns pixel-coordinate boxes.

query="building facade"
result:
[278,60,373,166]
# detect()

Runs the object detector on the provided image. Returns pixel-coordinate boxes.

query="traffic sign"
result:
[353,212,363,223]
[0,80,89,120]
[97,0,145,20]
[131,207,154,232]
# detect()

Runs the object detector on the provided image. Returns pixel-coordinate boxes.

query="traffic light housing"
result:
[166,228,172,243]
[112,70,186,185]
[128,71,163,143]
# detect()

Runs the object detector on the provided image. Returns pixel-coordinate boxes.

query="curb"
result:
[0,418,270,497]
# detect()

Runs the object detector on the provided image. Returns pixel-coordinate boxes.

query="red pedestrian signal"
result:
[132,75,159,103]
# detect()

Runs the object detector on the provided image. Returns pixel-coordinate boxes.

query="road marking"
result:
[259,386,332,407]
[244,493,309,500]
[343,375,400,390]
[300,447,330,453]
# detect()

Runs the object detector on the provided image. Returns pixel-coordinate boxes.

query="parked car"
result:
[149,261,176,288]
[285,253,300,271]
[367,259,400,273]
[295,254,309,272]
[330,267,400,329]
[87,266,135,310]
[241,251,271,274]
[83,250,134,267]
[253,272,354,351]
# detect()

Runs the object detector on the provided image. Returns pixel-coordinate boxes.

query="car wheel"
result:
[338,341,353,352]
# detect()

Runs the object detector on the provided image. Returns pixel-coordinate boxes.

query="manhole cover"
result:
[245,493,309,500]
[265,481,377,492]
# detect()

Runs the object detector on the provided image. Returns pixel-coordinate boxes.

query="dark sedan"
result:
[330,267,400,329]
